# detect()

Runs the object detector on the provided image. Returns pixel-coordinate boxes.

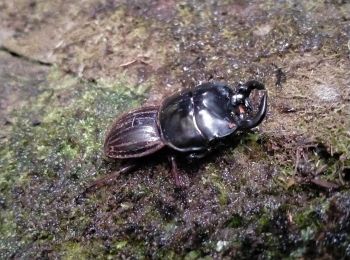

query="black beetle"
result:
[94,80,268,187]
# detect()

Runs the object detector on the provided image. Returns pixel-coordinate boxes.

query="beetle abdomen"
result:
[104,106,164,158]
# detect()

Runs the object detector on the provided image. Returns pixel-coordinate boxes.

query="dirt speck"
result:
[312,84,341,102]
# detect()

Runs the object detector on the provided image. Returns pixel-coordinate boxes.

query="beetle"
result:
[87,80,267,192]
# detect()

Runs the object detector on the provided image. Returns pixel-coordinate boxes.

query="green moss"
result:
[273,165,296,190]
[60,242,87,260]
[184,250,201,260]
[294,198,328,229]
[0,68,147,258]
[204,164,229,206]
[257,213,271,233]
[300,227,316,242]
[0,210,16,240]
[226,213,244,228]
[114,240,128,250]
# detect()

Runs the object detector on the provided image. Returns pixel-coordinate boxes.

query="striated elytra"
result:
[100,80,268,187]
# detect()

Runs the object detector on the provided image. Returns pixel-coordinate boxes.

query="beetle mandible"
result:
[94,80,268,187]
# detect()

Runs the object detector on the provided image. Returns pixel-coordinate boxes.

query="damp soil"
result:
[1,1,350,259]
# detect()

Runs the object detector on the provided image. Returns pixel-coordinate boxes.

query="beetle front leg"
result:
[168,155,189,187]
[186,150,210,160]
[169,155,181,186]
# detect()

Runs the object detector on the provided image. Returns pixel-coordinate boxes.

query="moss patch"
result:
[0,67,147,258]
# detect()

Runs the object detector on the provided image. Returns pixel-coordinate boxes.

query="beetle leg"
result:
[76,163,136,202]
[186,150,210,160]
[244,98,253,112]
[169,155,189,187]
[169,155,181,186]
[238,105,246,119]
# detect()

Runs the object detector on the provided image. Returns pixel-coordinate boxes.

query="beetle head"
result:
[231,80,265,109]
[231,80,267,130]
